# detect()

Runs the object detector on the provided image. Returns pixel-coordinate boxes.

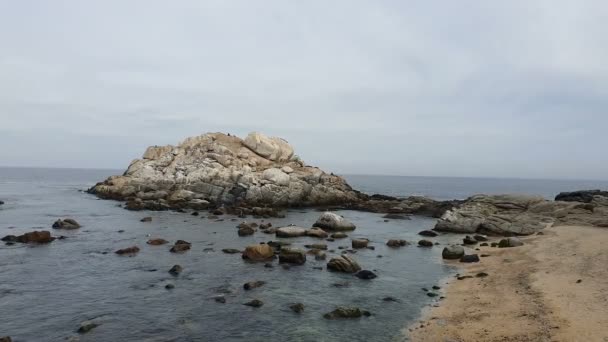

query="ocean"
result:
[1,167,607,342]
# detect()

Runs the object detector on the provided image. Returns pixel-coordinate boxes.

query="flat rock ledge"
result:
[87,132,457,216]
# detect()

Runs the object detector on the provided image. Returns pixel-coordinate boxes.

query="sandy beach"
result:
[408,225,608,342]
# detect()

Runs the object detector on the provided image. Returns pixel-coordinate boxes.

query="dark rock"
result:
[460,254,480,263]
[426,292,438,297]
[480,243,489,247]
[418,230,438,237]
[244,299,264,308]
[418,240,433,247]
[215,296,226,303]
[382,214,411,220]
[170,240,191,253]
[244,280,266,290]
[290,303,305,313]
[279,248,306,265]
[330,232,348,239]
[323,307,371,319]
[441,245,464,260]
[222,248,241,254]
[1,235,17,242]
[476,272,489,278]
[355,270,377,280]
[382,297,399,302]
[264,263,273,268]
[474,234,488,241]
[352,239,369,249]
[147,238,168,245]
[0,337,10,342]
[576,279,582,284]
[386,239,408,248]
[238,226,255,236]
[432,285,441,290]
[463,236,478,245]
[191,211,199,216]
[169,265,183,276]
[457,275,473,280]
[140,216,152,222]
[13,230,55,244]
[491,242,499,247]
[555,190,608,203]
[78,321,99,334]
[115,246,140,255]
[165,284,175,289]
[498,237,524,248]
[52,218,81,229]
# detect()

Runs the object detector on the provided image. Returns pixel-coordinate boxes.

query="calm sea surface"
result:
[1,167,607,342]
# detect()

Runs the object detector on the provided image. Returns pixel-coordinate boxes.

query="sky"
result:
[1,0,607,180]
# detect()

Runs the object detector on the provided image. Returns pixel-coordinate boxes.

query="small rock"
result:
[576,279,582,284]
[352,239,369,249]
[432,285,441,290]
[242,244,275,261]
[215,296,226,303]
[147,238,168,245]
[330,232,348,239]
[442,245,465,259]
[78,321,99,334]
[383,214,411,220]
[498,237,524,248]
[327,255,361,273]
[165,284,175,289]
[426,292,438,298]
[306,228,329,238]
[473,234,488,241]
[244,280,266,290]
[323,307,371,319]
[140,217,152,222]
[244,299,264,308]
[418,240,433,247]
[115,246,140,255]
[290,303,305,313]
[386,239,408,248]
[279,248,306,265]
[460,254,480,263]
[52,218,81,229]
[170,240,191,253]
[169,265,183,276]
[463,236,478,245]
[382,297,399,302]
[222,248,241,254]
[238,226,255,236]
[355,270,377,280]
[264,263,274,268]
[476,272,489,278]
[418,230,438,237]
[480,243,489,247]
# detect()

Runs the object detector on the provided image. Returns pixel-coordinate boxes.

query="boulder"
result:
[418,240,433,247]
[323,307,371,319]
[242,244,275,261]
[279,248,307,265]
[327,255,361,273]
[115,246,140,255]
[10,231,55,244]
[244,132,294,162]
[351,239,369,249]
[498,237,524,248]
[355,270,377,280]
[442,245,465,260]
[52,218,81,229]
[147,238,168,245]
[460,254,480,263]
[313,212,356,231]
[276,226,307,238]
[306,228,329,238]
[418,230,438,237]
[386,239,408,248]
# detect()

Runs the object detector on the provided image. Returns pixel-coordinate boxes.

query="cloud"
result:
[1,0,607,179]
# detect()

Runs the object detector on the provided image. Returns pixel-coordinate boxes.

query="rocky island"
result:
[88,132,458,217]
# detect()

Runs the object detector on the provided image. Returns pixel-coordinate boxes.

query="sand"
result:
[407,225,608,342]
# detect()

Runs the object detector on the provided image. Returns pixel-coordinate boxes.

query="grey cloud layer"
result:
[1,0,607,179]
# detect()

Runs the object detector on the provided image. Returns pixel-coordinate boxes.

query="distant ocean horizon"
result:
[2,166,607,201]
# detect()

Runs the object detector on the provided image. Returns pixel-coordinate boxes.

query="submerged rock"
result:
[355,270,377,280]
[222,248,241,254]
[243,280,266,290]
[52,218,81,229]
[169,265,183,276]
[279,248,307,265]
[4,231,55,244]
[418,240,433,247]
[290,303,305,313]
[313,212,356,231]
[323,307,371,319]
[237,226,256,236]
[351,239,369,249]
[140,216,152,222]
[327,255,361,273]
[170,240,191,253]
[78,321,99,334]
[243,299,264,308]
[147,238,168,245]
[418,230,438,237]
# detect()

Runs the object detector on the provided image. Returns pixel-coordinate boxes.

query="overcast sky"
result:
[1,1,607,180]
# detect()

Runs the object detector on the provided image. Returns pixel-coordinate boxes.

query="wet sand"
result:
[408,225,608,342]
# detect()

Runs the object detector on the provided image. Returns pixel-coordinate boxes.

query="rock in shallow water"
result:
[169,265,183,276]
[355,270,377,280]
[52,218,81,229]
[327,255,361,273]
[275,226,307,238]
[3,231,55,244]
[242,244,275,261]
[323,307,371,319]
[499,237,524,248]
[442,245,465,260]
[418,240,433,247]
[351,239,369,249]
[147,238,168,245]
[244,299,264,308]
[313,212,356,231]
[243,280,266,290]
[279,248,306,265]
[386,239,408,248]
[290,303,305,313]
[115,246,140,255]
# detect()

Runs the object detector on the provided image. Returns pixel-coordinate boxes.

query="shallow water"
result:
[0,168,459,342]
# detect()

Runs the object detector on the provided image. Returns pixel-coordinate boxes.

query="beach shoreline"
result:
[407,225,608,342]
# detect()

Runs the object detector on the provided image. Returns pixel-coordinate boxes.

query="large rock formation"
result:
[88,132,361,210]
[435,193,608,235]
